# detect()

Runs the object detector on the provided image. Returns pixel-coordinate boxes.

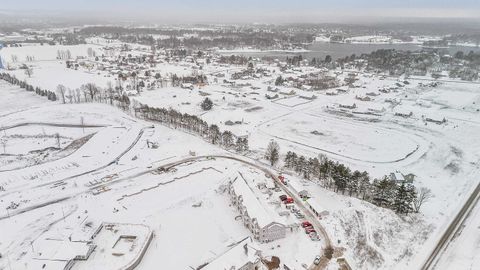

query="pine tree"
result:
[275,76,284,86]
[295,155,306,174]
[393,183,416,214]
[201,97,213,111]
[348,170,361,196]
[284,151,297,168]
[372,176,395,208]
[221,130,234,147]
[358,171,371,200]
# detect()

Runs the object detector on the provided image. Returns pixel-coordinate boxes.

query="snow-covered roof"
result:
[231,176,283,228]
[390,172,405,181]
[305,197,324,215]
[288,179,308,195]
[34,239,91,261]
[201,237,261,270]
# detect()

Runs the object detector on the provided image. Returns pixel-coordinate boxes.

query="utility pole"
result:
[62,206,66,223]
[80,116,85,134]
[55,133,60,148]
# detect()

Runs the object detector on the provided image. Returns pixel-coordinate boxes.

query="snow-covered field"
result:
[1,42,479,270]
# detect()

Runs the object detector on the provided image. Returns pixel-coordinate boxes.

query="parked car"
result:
[309,232,318,239]
[314,255,321,265]
[278,175,288,185]
[284,198,294,204]
[279,195,287,201]
[302,221,312,228]
[305,228,316,234]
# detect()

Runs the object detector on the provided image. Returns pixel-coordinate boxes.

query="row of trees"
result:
[0,73,57,101]
[265,140,430,214]
[135,104,249,152]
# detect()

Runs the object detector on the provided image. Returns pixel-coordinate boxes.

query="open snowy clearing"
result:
[259,111,420,163]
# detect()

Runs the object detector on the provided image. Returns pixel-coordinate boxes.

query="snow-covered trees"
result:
[265,140,280,166]
[275,75,284,86]
[0,73,56,102]
[372,177,396,208]
[235,137,249,152]
[393,183,416,214]
[201,97,213,111]
[56,84,67,104]
[134,103,247,152]
[208,124,221,144]
[24,68,33,78]
[82,83,99,101]
[56,49,72,60]
[282,147,422,215]
[221,130,234,148]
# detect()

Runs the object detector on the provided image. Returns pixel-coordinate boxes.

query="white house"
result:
[389,171,414,184]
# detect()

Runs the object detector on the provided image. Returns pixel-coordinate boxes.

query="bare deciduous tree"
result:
[82,83,99,102]
[24,67,33,78]
[413,187,433,213]
[265,140,280,166]
[56,84,67,104]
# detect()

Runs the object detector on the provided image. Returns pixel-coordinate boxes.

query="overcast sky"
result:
[2,0,480,23]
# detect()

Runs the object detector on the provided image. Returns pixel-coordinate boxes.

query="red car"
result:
[305,228,316,234]
[284,198,294,204]
[278,175,287,185]
[302,221,312,228]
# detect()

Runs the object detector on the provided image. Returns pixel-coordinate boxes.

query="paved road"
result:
[421,182,480,270]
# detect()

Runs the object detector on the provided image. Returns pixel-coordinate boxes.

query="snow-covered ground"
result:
[434,194,480,270]
[1,41,479,269]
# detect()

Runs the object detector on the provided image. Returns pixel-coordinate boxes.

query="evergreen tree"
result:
[284,151,297,168]
[275,76,284,86]
[372,177,395,208]
[348,170,361,196]
[201,97,213,111]
[295,155,306,174]
[221,130,234,147]
[358,171,371,200]
[393,183,416,214]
